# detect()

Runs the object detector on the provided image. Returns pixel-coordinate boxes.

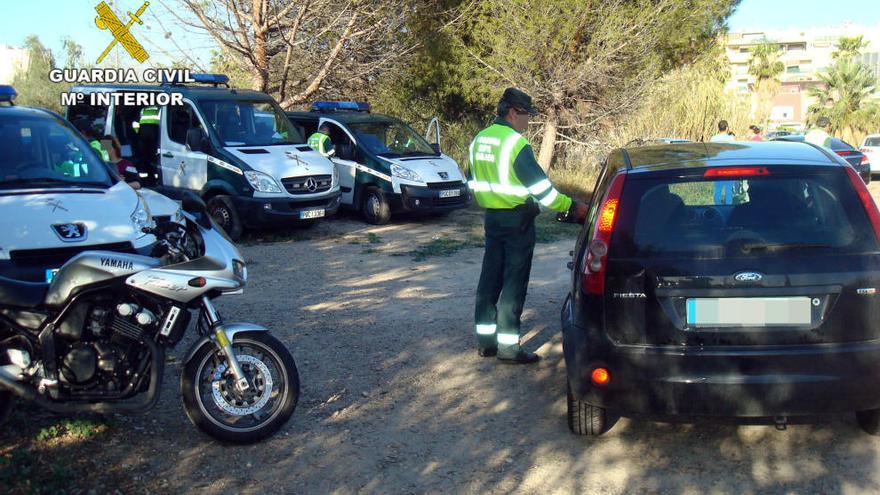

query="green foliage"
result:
[807,58,879,142]
[11,36,69,113]
[0,448,74,495]
[747,39,785,81]
[832,35,870,61]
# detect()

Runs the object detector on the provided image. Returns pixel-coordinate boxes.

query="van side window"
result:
[324,122,355,160]
[167,103,201,145]
[68,102,108,135]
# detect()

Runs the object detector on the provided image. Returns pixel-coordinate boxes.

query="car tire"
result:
[856,409,880,435]
[567,382,607,436]
[207,195,243,241]
[362,186,391,225]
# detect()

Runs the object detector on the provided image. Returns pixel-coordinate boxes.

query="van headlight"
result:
[391,164,423,182]
[244,170,283,193]
[131,199,152,233]
[331,163,339,186]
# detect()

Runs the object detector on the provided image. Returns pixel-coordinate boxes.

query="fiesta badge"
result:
[52,223,88,242]
[734,271,763,282]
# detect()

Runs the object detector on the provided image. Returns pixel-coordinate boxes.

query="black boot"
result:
[498,351,540,364]
[478,347,497,358]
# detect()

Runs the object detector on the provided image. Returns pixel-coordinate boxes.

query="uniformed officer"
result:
[805,116,833,148]
[308,124,335,157]
[132,106,160,133]
[73,118,109,161]
[468,88,588,364]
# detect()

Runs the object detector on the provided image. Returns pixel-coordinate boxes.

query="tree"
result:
[10,36,68,113]
[747,39,784,127]
[175,0,411,108]
[60,37,84,68]
[832,35,869,61]
[439,0,740,170]
[807,58,878,142]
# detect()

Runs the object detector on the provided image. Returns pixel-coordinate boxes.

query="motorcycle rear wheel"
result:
[181,332,299,444]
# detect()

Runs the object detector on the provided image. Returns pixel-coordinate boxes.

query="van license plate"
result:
[686,297,811,327]
[439,189,460,198]
[45,269,59,283]
[300,209,325,219]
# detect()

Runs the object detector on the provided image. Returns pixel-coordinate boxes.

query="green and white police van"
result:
[67,74,340,240]
[287,102,469,224]
[0,85,182,282]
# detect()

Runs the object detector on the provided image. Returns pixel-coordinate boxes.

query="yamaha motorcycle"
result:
[0,195,299,444]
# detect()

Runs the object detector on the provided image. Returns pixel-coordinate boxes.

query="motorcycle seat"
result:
[0,276,49,308]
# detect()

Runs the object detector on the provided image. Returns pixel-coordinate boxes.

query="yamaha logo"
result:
[734,271,763,282]
[52,223,87,242]
[304,177,318,192]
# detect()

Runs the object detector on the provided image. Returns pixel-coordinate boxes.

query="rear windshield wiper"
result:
[742,242,834,253]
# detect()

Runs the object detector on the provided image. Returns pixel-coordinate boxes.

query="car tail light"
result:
[704,166,770,177]
[591,367,611,386]
[836,150,854,156]
[844,165,880,243]
[861,155,869,166]
[582,172,626,295]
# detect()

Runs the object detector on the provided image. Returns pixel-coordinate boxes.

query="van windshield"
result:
[0,113,111,189]
[612,167,877,259]
[198,100,303,146]
[347,121,436,158]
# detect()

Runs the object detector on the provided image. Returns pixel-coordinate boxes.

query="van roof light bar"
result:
[162,73,230,87]
[311,101,370,113]
[0,85,17,105]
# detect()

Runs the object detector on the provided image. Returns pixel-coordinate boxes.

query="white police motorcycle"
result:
[0,195,299,443]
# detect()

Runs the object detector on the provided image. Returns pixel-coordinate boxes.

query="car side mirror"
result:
[186,128,208,153]
[181,191,212,229]
[430,143,441,155]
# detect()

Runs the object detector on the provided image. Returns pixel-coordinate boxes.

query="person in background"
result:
[307,124,335,157]
[805,116,833,149]
[73,118,110,161]
[106,135,140,185]
[710,120,735,203]
[749,125,763,141]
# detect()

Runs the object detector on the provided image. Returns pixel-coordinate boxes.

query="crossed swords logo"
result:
[94,1,151,64]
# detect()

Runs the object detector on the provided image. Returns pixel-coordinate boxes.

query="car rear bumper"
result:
[399,183,470,212]
[234,192,341,226]
[562,296,880,417]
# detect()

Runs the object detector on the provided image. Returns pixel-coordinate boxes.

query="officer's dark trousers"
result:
[474,209,536,358]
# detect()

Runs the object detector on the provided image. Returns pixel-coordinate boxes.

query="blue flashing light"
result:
[311,101,370,112]
[191,73,230,85]
[0,85,17,103]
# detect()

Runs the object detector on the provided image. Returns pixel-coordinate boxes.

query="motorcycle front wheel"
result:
[181,332,299,444]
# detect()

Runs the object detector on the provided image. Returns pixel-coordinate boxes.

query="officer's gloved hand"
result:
[557,200,588,224]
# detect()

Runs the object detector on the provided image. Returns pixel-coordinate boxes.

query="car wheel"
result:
[856,409,880,435]
[362,186,391,225]
[207,195,243,241]
[567,382,607,436]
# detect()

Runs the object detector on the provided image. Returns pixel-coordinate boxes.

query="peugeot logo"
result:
[734,271,763,282]
[52,223,87,242]
[304,177,318,192]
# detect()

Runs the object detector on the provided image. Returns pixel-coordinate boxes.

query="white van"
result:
[67,74,340,240]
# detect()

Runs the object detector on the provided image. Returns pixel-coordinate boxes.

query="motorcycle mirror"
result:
[181,192,212,229]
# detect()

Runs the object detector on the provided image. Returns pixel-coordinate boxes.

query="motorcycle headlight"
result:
[244,170,283,193]
[131,199,152,233]
[232,259,247,281]
[391,163,423,183]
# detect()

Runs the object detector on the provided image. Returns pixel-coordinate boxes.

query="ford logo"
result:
[734,271,763,282]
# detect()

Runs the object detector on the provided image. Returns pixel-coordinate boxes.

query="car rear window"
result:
[866,137,880,147]
[611,166,878,259]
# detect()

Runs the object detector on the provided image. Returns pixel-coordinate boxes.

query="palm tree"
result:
[807,58,879,141]
[832,35,870,61]
[748,40,785,83]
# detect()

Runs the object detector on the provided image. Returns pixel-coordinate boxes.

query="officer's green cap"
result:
[499,87,538,116]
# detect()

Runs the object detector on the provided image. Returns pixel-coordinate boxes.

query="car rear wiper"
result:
[742,242,834,252]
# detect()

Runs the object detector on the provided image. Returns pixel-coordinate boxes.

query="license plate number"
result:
[300,209,325,219]
[439,189,460,198]
[686,297,811,327]
[45,269,59,283]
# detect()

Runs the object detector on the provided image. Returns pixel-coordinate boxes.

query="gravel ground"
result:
[5,183,880,494]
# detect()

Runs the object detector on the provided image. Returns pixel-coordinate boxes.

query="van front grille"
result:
[281,175,332,195]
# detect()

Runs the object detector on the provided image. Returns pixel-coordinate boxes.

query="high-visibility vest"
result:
[468,123,571,212]
[89,139,109,161]
[308,132,331,156]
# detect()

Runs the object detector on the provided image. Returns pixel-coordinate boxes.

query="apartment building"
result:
[0,44,29,84]
[724,23,880,126]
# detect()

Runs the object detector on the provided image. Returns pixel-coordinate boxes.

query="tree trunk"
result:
[252,0,269,92]
[537,108,558,172]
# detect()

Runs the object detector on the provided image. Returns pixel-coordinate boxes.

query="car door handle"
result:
[162,152,174,158]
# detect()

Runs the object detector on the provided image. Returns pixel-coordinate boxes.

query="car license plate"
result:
[439,189,460,198]
[45,268,59,283]
[686,297,811,327]
[300,209,325,220]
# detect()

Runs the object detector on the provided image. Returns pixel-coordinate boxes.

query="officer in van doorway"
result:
[468,88,588,364]
[73,118,109,161]
[308,124,335,157]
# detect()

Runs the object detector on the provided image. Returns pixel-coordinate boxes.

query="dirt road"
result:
[6,184,880,494]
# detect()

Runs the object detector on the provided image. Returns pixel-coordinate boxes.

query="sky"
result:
[0,0,879,70]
